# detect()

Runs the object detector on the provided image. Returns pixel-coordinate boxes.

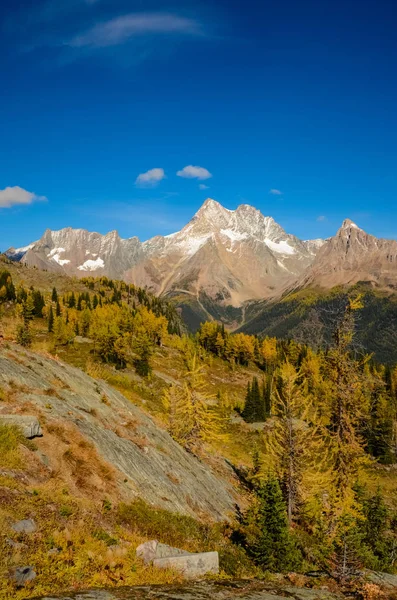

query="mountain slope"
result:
[0,343,237,520]
[296,219,397,291]
[6,199,322,313]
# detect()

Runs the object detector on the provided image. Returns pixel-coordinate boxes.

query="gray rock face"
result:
[153,551,219,579]
[10,565,36,587]
[0,345,236,521]
[30,580,345,599]
[0,414,42,438]
[367,570,397,589]
[12,518,37,534]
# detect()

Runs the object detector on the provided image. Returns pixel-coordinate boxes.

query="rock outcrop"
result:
[0,345,237,521]
[0,414,42,438]
[29,580,346,599]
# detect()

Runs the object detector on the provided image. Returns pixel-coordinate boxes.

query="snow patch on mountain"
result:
[47,247,70,266]
[220,229,248,242]
[176,235,211,256]
[265,239,296,255]
[15,243,36,253]
[77,257,105,271]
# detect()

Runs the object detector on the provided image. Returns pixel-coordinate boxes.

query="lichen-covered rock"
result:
[0,414,42,438]
[12,518,37,534]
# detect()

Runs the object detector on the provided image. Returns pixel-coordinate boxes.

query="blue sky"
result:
[1,0,396,250]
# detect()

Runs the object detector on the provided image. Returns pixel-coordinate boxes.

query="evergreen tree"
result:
[16,323,32,347]
[68,292,76,308]
[56,300,61,317]
[242,377,266,422]
[48,305,54,333]
[247,477,301,571]
[32,289,45,317]
[51,287,58,303]
[242,381,254,422]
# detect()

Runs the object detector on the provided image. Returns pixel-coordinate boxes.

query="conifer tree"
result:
[48,305,54,333]
[68,292,76,308]
[22,294,35,323]
[267,361,324,524]
[242,381,254,422]
[247,477,301,571]
[242,377,266,422]
[326,296,368,503]
[51,287,58,303]
[163,354,224,450]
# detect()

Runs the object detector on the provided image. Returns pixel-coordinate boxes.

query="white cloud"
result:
[269,188,282,196]
[0,186,47,209]
[177,165,212,180]
[199,184,209,190]
[69,13,202,48]
[317,215,327,222]
[135,168,165,188]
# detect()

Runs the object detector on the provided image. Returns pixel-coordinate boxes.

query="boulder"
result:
[12,518,37,534]
[136,539,219,579]
[153,551,219,579]
[10,566,36,587]
[367,571,397,590]
[0,415,42,439]
[136,540,190,564]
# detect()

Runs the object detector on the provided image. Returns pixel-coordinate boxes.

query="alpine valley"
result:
[5,198,397,361]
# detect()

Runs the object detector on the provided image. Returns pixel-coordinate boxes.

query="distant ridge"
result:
[6,199,397,325]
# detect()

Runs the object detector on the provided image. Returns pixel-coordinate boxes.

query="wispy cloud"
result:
[135,168,166,188]
[69,13,203,48]
[0,186,47,209]
[199,184,209,190]
[177,165,212,180]
[317,215,327,222]
[269,188,282,196]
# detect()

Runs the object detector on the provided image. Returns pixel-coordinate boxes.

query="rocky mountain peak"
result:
[339,218,362,233]
[5,199,329,313]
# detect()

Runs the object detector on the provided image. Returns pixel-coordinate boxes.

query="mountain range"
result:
[6,198,397,329]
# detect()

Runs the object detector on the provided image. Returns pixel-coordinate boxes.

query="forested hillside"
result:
[1,260,397,598]
[240,285,397,364]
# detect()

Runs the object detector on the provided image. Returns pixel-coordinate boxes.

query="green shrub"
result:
[93,529,118,546]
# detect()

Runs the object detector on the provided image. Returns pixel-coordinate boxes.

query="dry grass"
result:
[0,424,24,469]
